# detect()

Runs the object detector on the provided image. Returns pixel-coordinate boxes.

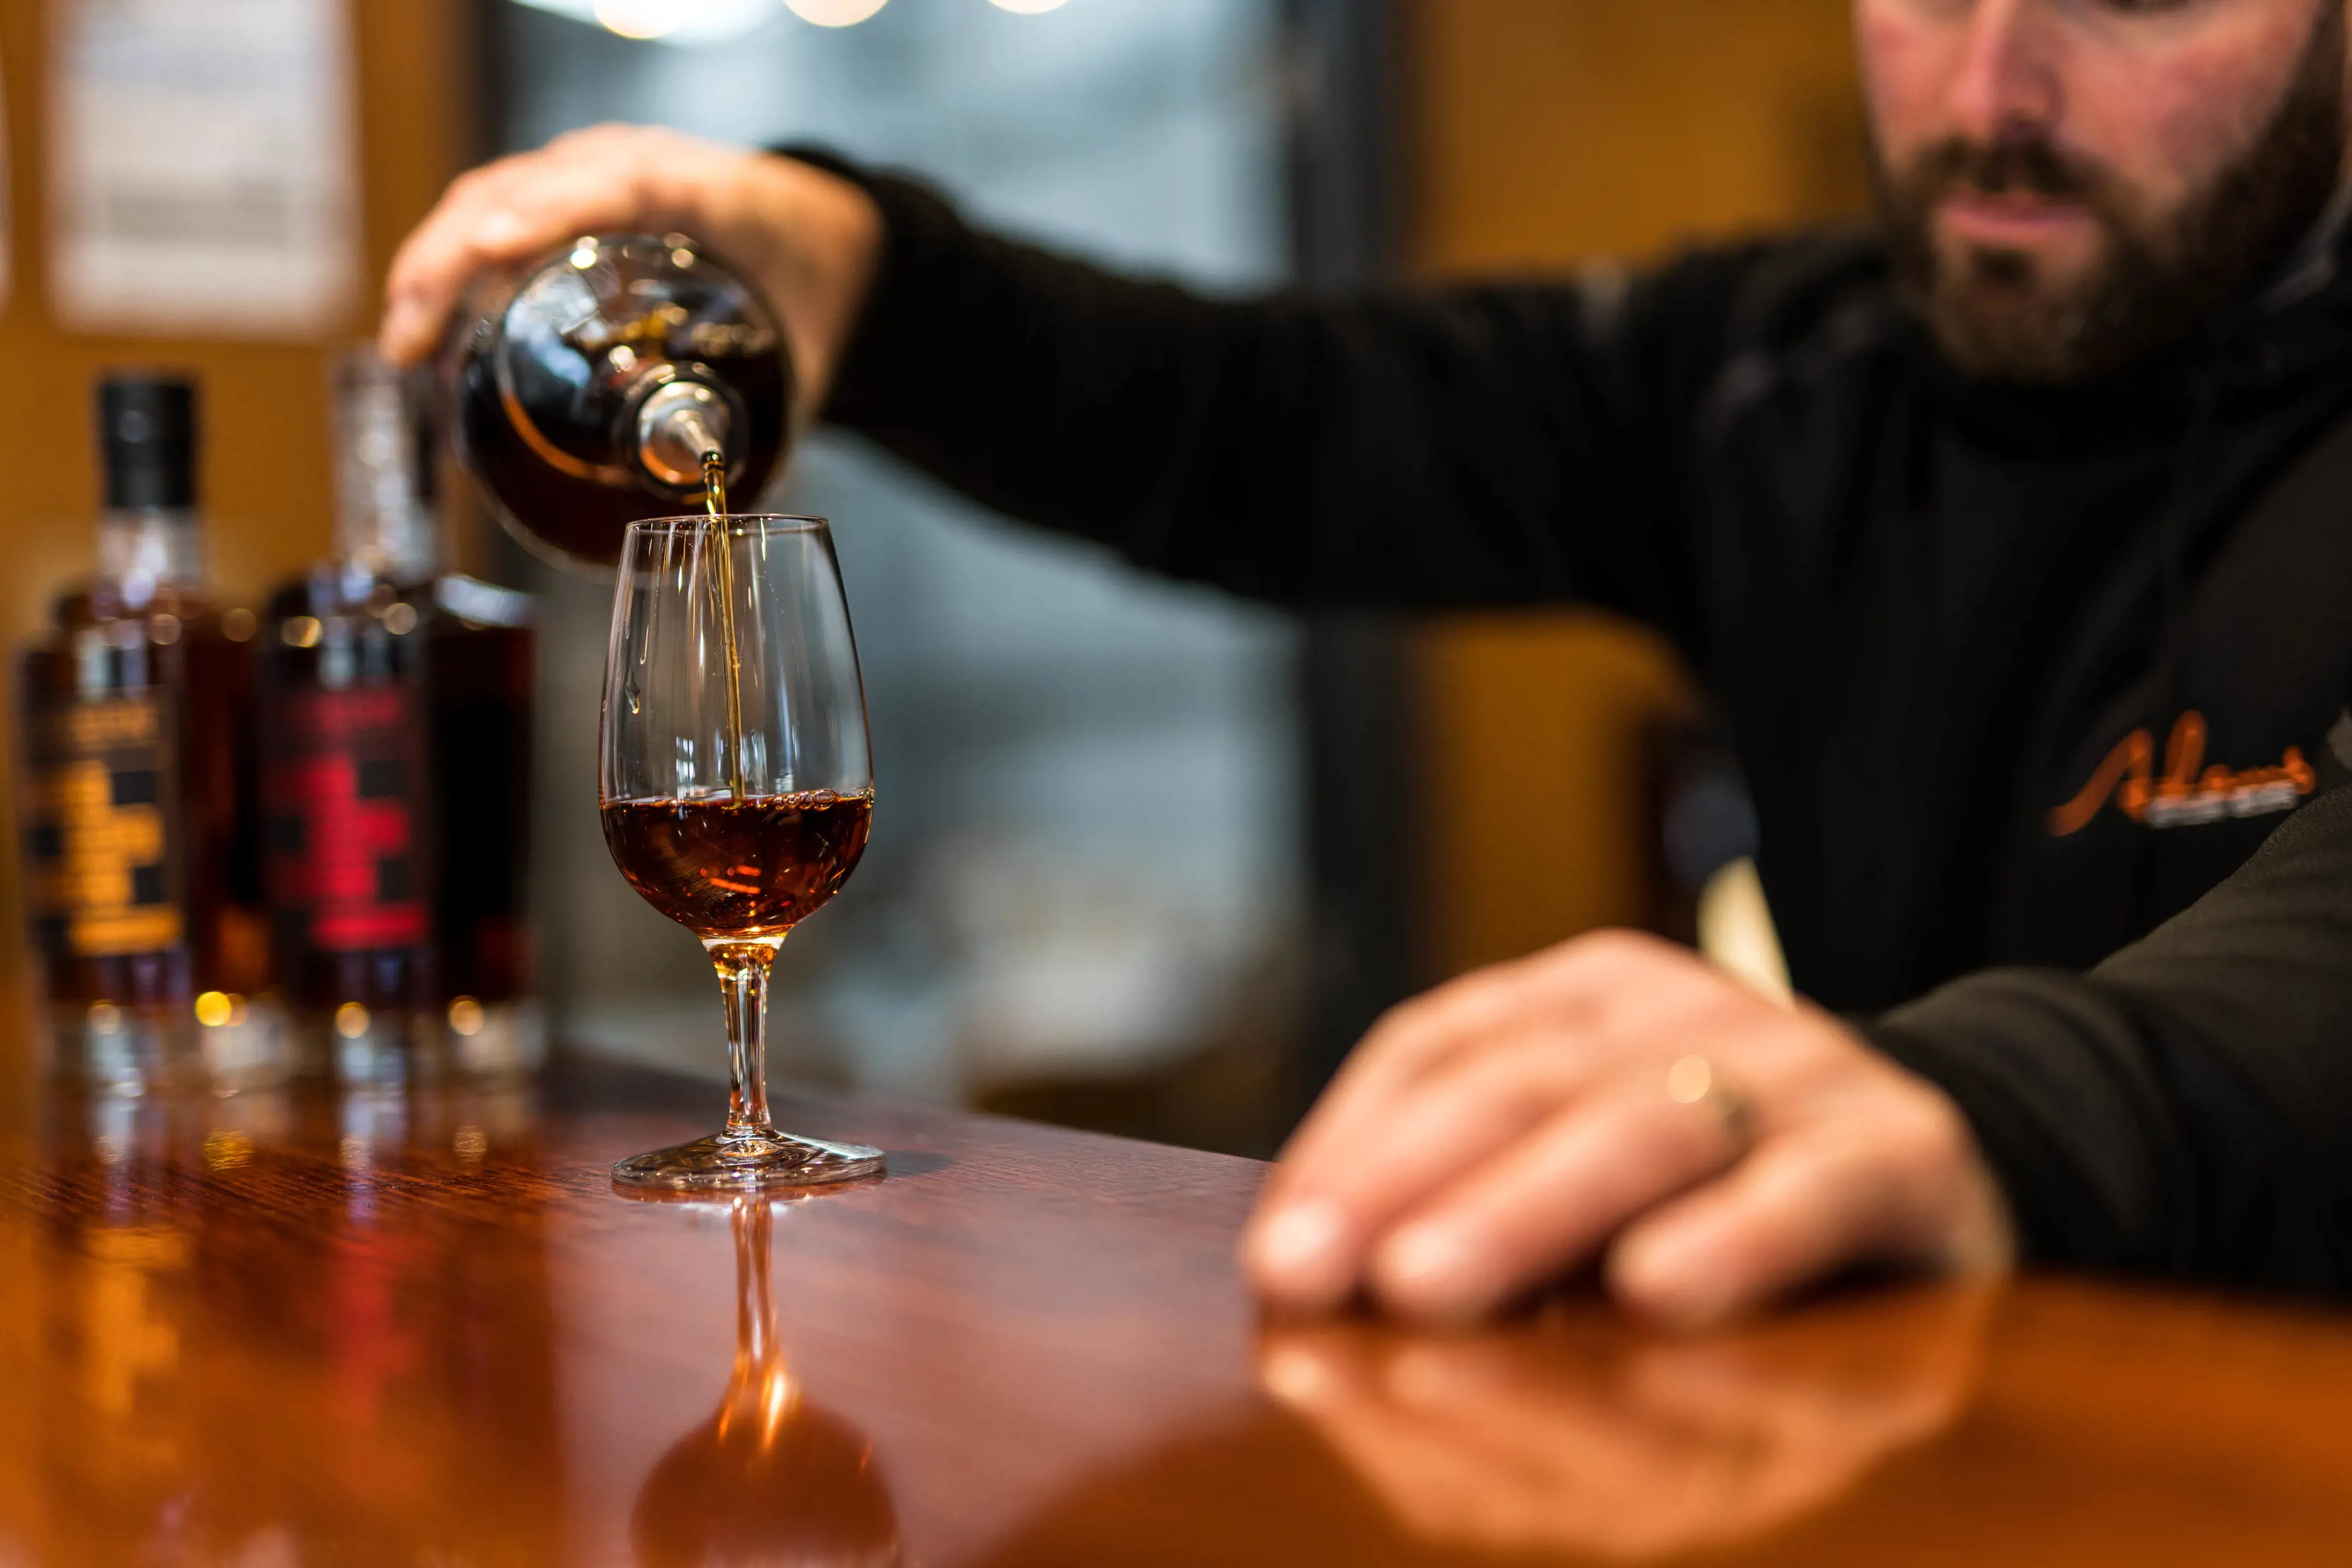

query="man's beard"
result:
[1877,7,2348,386]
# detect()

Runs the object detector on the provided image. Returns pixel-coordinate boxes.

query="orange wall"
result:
[1402,0,1866,978]
[0,0,477,1061]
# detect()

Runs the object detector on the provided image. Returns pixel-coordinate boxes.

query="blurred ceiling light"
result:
[511,0,783,46]
[594,0,684,39]
[784,0,890,23]
[989,0,1072,11]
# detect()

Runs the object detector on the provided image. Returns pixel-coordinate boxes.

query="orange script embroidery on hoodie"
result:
[2049,711,2316,837]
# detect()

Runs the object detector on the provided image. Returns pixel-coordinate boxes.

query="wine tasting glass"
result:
[602,515,882,1190]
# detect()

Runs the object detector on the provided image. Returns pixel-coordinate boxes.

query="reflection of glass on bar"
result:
[631,1197,901,1568]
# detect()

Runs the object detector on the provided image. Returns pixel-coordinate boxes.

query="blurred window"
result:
[497,0,1303,1113]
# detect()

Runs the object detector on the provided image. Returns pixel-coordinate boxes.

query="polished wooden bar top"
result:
[4,1063,2351,1567]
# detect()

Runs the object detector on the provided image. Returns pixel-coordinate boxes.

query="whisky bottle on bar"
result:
[257,349,540,1082]
[258,353,438,1080]
[16,373,282,1092]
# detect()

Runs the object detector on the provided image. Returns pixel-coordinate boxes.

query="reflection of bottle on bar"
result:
[15,373,286,1092]
[257,349,542,1083]
[4,1087,563,1562]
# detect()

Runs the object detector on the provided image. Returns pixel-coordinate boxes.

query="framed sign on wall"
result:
[47,0,359,337]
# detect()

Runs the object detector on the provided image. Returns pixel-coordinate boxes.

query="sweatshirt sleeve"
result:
[798,150,1750,639]
[1867,786,2352,1298]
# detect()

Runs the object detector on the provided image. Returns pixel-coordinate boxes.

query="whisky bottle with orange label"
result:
[258,349,539,1083]
[17,373,282,1091]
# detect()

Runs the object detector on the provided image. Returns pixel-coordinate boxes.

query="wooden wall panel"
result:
[1401,0,1865,978]
[1407,0,1871,274]
[1418,616,1697,979]
[0,0,478,1065]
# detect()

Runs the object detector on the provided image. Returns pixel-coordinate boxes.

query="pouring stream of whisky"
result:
[704,450,748,799]
[703,450,729,520]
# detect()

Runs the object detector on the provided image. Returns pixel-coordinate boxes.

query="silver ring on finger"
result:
[1666,1054,1757,1158]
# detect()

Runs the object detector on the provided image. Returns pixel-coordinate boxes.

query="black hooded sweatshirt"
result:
[1869,781,2352,1298]
[810,160,2352,1288]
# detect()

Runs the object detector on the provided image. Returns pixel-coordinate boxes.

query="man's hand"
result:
[1243,931,2013,1328]
[378,124,883,420]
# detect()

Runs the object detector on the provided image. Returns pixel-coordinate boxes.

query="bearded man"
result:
[385,1,2352,1322]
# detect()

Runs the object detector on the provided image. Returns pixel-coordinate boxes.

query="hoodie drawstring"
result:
[2125,373,2223,928]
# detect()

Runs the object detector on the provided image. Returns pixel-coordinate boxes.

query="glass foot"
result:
[611,1129,885,1192]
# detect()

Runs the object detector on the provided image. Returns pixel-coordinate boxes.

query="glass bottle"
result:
[438,232,794,570]
[257,349,541,1082]
[16,373,282,1092]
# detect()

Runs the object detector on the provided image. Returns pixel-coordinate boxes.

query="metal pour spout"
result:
[635,381,736,490]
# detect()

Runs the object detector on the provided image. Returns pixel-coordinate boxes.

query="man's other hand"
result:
[1243,932,2014,1328]
[378,125,882,421]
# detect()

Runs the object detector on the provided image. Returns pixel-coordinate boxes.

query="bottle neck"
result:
[97,506,203,609]
[335,362,440,585]
[338,478,439,587]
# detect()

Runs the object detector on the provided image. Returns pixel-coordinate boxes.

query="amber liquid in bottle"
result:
[426,603,535,1022]
[21,590,262,1010]
[445,232,792,569]
[259,580,537,1045]
[17,375,273,1090]
[258,573,434,1022]
[451,345,787,567]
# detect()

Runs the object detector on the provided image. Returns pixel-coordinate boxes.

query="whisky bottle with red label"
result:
[257,349,539,1082]
[16,373,282,1092]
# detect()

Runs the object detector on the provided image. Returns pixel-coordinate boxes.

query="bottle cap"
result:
[97,373,199,510]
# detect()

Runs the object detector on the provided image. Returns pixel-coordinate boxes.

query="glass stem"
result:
[709,940,782,1139]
